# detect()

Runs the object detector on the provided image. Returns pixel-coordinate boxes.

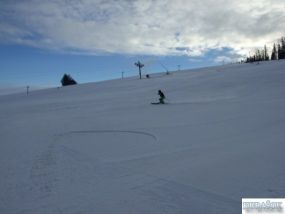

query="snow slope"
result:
[1,61,285,214]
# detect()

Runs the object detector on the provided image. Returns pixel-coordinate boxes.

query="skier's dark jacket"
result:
[158,90,165,99]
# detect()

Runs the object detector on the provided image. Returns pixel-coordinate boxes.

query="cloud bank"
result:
[1,0,285,58]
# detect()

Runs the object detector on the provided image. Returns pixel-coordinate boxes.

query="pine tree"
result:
[61,74,77,86]
[280,37,285,59]
[264,45,269,61]
[255,49,261,61]
[277,44,282,60]
[271,43,277,60]
[261,49,265,61]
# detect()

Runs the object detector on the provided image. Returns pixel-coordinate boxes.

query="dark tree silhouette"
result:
[280,37,285,59]
[264,45,269,61]
[277,44,282,60]
[61,74,77,86]
[271,43,277,60]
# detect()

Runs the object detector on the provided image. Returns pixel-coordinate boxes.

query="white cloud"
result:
[215,56,233,63]
[0,0,285,57]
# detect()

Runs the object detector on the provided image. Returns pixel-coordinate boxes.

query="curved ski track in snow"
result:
[67,130,158,141]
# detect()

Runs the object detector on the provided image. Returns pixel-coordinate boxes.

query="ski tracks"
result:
[68,129,158,141]
[29,142,58,202]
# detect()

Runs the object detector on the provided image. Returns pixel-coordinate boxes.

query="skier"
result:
[158,90,165,104]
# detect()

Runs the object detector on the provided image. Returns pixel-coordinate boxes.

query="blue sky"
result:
[1,0,285,93]
[0,44,234,88]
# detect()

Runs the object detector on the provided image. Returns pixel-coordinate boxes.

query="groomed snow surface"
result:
[1,61,285,214]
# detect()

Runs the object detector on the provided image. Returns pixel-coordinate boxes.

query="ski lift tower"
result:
[134,61,144,79]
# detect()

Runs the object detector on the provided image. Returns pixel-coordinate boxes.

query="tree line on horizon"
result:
[246,36,285,63]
